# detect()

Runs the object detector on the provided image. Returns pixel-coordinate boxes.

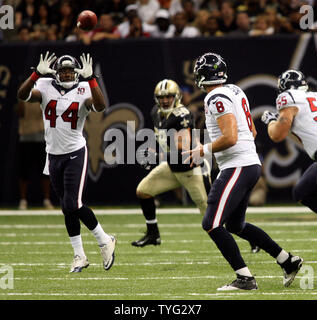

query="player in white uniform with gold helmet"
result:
[17,52,116,273]
[262,69,317,213]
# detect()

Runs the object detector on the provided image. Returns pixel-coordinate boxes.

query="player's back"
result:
[35,78,91,155]
[276,89,317,159]
[204,84,260,170]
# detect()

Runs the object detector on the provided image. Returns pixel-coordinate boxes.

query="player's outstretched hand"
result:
[182,145,204,167]
[261,111,279,125]
[75,53,93,79]
[36,51,56,76]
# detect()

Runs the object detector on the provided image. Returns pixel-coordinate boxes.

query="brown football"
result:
[77,10,97,31]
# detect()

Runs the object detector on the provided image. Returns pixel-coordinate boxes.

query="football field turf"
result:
[0,206,316,300]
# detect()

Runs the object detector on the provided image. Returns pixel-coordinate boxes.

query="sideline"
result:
[0,206,312,216]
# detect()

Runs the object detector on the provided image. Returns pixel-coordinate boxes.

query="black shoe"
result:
[278,253,303,287]
[217,275,258,291]
[131,233,161,247]
[250,243,260,254]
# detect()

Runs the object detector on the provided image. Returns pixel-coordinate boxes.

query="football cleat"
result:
[100,236,116,270]
[278,253,303,287]
[70,255,89,273]
[217,275,258,291]
[131,232,161,247]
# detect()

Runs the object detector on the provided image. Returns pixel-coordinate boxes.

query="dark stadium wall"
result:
[0,34,316,206]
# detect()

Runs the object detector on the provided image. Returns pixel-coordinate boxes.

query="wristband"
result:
[30,72,40,82]
[203,144,212,156]
[88,78,98,88]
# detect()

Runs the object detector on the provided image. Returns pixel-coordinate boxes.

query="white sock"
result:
[91,223,111,246]
[276,250,289,264]
[236,267,253,277]
[69,235,85,257]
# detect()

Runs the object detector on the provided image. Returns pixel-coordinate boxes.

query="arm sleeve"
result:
[276,91,297,112]
[207,95,233,119]
[34,79,45,94]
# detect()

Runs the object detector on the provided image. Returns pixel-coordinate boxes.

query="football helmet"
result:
[154,79,182,114]
[277,70,308,93]
[53,55,81,89]
[193,52,227,90]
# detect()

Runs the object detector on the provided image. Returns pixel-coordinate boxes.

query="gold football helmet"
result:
[154,79,182,114]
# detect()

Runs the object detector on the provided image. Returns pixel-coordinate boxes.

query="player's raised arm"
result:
[17,51,56,103]
[75,53,106,112]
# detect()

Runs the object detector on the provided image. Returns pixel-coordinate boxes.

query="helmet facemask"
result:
[54,55,80,89]
[154,79,182,114]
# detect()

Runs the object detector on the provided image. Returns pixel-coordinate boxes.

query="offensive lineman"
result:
[262,70,317,213]
[17,52,116,273]
[183,52,303,290]
[132,79,210,247]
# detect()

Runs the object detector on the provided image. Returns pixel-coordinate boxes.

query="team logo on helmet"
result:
[277,70,308,93]
[194,52,228,90]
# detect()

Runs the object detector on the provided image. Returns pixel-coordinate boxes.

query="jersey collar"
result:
[52,80,79,96]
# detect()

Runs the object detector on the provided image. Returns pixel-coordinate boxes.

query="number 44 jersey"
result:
[35,78,91,155]
[276,89,317,160]
[204,84,261,171]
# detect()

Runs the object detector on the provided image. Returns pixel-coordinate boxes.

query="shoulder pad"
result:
[172,106,190,117]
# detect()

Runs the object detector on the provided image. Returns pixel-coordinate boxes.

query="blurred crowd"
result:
[0,0,316,43]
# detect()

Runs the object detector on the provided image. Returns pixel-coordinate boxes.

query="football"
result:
[77,10,97,31]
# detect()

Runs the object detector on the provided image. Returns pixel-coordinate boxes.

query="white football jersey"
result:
[35,78,91,155]
[276,89,317,160]
[204,84,261,171]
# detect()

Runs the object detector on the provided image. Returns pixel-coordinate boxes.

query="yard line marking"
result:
[2,249,316,255]
[12,275,317,281]
[0,206,313,216]
[0,221,317,229]
[1,260,317,267]
[1,238,317,245]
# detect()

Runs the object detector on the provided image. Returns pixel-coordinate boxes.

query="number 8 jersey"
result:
[204,84,261,170]
[276,89,317,160]
[35,78,91,155]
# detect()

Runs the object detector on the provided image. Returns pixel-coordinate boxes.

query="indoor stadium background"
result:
[0,33,316,207]
[1,0,317,303]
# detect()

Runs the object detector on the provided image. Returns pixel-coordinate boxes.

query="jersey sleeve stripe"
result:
[207,93,233,105]
[285,91,296,104]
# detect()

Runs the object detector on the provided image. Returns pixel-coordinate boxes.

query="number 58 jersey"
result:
[276,89,317,160]
[204,84,261,171]
[35,78,91,155]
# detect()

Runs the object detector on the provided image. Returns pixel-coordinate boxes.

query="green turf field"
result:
[0,207,316,300]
